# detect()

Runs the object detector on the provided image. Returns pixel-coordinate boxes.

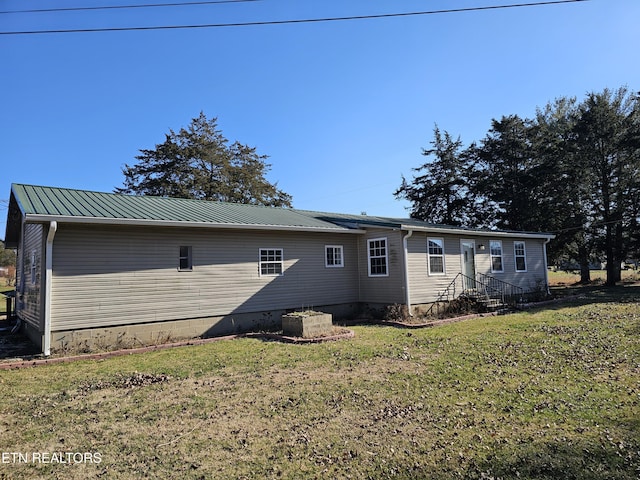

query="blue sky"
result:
[1,0,639,237]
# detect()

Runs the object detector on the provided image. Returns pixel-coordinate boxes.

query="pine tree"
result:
[395,126,471,226]
[116,113,292,207]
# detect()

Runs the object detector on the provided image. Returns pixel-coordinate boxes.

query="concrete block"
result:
[281,312,333,338]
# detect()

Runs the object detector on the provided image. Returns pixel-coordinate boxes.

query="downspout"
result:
[403,230,414,317]
[543,237,551,296]
[43,221,57,356]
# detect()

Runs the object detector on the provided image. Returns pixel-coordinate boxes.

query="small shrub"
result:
[152,331,174,346]
[444,296,476,316]
[527,277,552,302]
[383,304,409,322]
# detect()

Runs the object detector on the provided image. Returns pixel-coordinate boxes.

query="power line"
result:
[0,0,259,15]
[0,0,589,36]
[550,218,627,235]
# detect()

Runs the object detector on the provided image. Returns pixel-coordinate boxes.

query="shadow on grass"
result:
[541,283,640,310]
[0,330,41,360]
[467,436,639,480]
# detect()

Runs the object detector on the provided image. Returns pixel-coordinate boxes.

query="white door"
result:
[461,240,476,290]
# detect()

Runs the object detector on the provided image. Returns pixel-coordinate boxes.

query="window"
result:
[427,238,445,275]
[179,246,193,271]
[259,248,283,276]
[368,238,388,277]
[325,245,344,268]
[490,240,504,273]
[514,241,527,272]
[30,251,37,284]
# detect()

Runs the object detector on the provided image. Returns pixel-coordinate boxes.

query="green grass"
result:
[0,289,639,479]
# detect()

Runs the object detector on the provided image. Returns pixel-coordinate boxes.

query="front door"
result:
[461,240,476,290]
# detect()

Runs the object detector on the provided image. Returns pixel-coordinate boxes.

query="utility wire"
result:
[0,0,259,15]
[549,218,627,235]
[0,0,589,36]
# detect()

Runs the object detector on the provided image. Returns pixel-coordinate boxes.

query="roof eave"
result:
[22,214,366,234]
[400,224,555,240]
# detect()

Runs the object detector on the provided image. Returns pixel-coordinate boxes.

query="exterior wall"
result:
[17,223,45,332]
[407,233,550,304]
[474,237,549,290]
[357,228,405,305]
[407,233,467,304]
[50,224,361,332]
[21,219,550,351]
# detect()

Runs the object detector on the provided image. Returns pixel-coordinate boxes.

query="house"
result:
[4,184,554,355]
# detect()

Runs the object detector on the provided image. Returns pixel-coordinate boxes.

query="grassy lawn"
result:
[0,289,639,479]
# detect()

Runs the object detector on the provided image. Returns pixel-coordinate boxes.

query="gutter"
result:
[43,221,57,356]
[402,230,414,317]
[399,224,555,241]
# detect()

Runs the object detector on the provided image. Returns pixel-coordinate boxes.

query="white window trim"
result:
[514,241,527,272]
[490,240,504,273]
[178,246,193,271]
[259,248,284,277]
[325,245,344,268]
[427,237,446,276]
[367,237,389,277]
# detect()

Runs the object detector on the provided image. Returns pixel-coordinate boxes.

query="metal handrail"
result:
[424,273,463,318]
[424,272,526,318]
[475,272,525,306]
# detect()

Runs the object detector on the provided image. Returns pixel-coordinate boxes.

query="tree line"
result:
[108,89,638,286]
[4,90,637,287]
[395,86,640,286]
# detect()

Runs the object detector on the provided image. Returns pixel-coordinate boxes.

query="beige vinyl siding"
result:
[19,223,44,329]
[357,228,405,304]
[408,234,549,303]
[475,238,548,290]
[407,233,462,304]
[50,224,359,331]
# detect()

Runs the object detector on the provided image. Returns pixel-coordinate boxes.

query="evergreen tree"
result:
[395,126,471,226]
[573,87,640,284]
[116,113,292,207]
[467,115,543,231]
[534,97,595,283]
[397,87,640,285]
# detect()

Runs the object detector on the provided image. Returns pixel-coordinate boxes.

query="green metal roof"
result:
[298,210,554,239]
[7,184,357,234]
[5,184,554,246]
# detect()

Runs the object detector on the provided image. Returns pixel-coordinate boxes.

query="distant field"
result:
[0,286,638,479]
[548,268,640,286]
